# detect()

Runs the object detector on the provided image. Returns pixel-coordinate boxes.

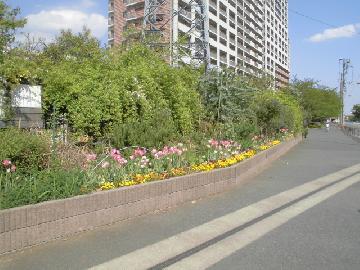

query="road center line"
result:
[90,164,360,270]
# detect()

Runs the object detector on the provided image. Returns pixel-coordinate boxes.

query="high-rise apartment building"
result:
[108,0,290,86]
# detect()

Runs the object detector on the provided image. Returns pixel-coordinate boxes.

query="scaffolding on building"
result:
[142,0,210,69]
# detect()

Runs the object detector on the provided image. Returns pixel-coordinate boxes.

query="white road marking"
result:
[166,173,360,269]
[90,164,360,270]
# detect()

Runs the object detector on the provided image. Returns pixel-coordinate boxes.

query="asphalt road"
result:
[0,127,359,270]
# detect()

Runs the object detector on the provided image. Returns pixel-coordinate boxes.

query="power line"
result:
[289,8,359,36]
[289,9,338,28]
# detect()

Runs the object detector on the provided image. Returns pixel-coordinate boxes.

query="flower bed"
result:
[96,139,283,191]
[0,135,301,256]
[1,126,291,210]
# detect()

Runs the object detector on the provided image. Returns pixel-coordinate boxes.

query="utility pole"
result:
[339,59,351,126]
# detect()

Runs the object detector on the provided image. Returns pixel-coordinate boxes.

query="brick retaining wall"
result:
[0,136,302,255]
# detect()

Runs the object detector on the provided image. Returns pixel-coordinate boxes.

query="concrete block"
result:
[0,232,11,254]
[1,210,10,232]
[0,213,4,234]
[175,177,184,191]
[64,197,79,218]
[26,206,37,227]
[93,192,109,211]
[108,189,126,207]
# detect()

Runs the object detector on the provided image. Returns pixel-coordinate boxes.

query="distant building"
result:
[0,85,43,128]
[108,0,290,87]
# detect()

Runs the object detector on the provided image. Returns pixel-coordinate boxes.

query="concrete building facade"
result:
[108,0,290,86]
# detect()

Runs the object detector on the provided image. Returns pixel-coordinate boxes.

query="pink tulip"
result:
[2,160,11,167]
[10,165,16,172]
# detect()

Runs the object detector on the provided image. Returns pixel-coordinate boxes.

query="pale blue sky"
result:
[7,0,360,113]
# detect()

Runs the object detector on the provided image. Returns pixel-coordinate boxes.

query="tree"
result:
[43,28,102,64]
[0,1,26,63]
[351,104,360,121]
[0,1,27,123]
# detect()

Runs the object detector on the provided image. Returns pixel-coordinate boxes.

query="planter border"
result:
[0,136,302,255]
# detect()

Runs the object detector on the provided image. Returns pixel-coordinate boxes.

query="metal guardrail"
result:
[342,125,360,142]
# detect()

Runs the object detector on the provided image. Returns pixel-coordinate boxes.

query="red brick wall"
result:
[112,0,172,46]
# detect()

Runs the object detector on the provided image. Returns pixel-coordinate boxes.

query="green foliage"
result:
[198,69,258,123]
[0,128,50,171]
[0,2,30,122]
[251,91,303,136]
[0,169,94,209]
[0,1,26,63]
[351,104,360,121]
[42,35,202,138]
[291,79,341,122]
[308,122,323,128]
[43,28,102,63]
[111,108,179,148]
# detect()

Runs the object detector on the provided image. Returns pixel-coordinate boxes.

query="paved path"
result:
[0,127,359,270]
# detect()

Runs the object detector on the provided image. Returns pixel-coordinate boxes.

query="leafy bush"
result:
[111,108,179,148]
[308,122,323,128]
[0,128,50,171]
[251,91,303,136]
[42,41,202,139]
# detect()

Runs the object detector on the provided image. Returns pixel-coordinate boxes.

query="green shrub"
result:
[111,108,179,148]
[42,43,202,139]
[308,122,323,128]
[0,128,50,171]
[251,91,303,136]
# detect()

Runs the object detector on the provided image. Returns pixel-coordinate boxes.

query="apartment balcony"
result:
[276,66,290,79]
[209,0,217,9]
[219,31,227,40]
[179,9,191,20]
[237,13,245,22]
[108,0,114,13]
[219,9,227,21]
[237,20,244,30]
[108,29,114,40]
[124,0,145,7]
[209,24,217,34]
[210,50,217,60]
[220,57,227,65]
[244,0,263,15]
[124,12,144,21]
[108,17,114,26]
[237,54,246,62]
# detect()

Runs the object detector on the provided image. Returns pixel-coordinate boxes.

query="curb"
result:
[0,136,302,255]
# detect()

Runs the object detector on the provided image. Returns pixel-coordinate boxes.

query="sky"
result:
[6,0,360,114]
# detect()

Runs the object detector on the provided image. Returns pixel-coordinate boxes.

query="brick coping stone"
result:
[0,136,302,255]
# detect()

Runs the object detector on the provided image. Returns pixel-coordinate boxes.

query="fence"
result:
[342,125,360,142]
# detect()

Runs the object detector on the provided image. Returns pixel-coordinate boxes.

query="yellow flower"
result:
[100,181,115,190]
[118,180,137,187]
[170,168,186,176]
[259,145,269,151]
[192,162,215,172]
